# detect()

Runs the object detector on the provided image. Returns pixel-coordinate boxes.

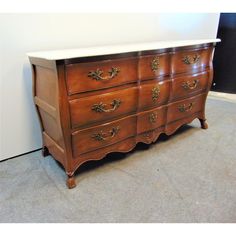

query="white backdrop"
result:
[0,13,220,160]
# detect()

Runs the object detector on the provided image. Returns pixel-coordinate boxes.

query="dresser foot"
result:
[66,175,76,189]
[42,146,50,157]
[199,119,208,129]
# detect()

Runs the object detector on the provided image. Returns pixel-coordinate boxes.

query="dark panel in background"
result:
[212,13,236,94]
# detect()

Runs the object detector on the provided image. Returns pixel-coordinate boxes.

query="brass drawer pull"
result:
[178,102,194,112]
[151,57,160,72]
[92,127,120,141]
[152,86,160,102]
[91,99,121,113]
[182,54,200,65]
[149,112,158,123]
[88,67,120,81]
[182,79,199,90]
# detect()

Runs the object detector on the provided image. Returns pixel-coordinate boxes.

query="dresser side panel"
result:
[29,60,70,169]
[34,66,64,148]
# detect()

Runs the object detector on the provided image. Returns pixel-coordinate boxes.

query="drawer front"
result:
[72,116,136,156]
[139,53,170,80]
[66,57,138,94]
[171,47,213,74]
[69,87,138,128]
[138,80,171,110]
[171,71,209,101]
[167,94,206,123]
[137,106,167,134]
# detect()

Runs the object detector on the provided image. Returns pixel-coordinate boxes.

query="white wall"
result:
[0,13,220,160]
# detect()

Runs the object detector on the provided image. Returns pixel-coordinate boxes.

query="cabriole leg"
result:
[66,175,76,189]
[42,146,50,157]
[199,118,208,129]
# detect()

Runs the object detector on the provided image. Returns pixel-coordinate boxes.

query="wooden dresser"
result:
[28,39,220,189]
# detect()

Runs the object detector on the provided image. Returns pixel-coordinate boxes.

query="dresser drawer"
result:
[171,47,213,74]
[171,71,209,101]
[69,87,138,128]
[138,79,171,110]
[65,57,138,94]
[167,94,206,123]
[137,106,167,134]
[72,116,136,156]
[139,53,170,81]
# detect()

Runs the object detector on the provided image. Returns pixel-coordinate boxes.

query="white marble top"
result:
[27,39,220,60]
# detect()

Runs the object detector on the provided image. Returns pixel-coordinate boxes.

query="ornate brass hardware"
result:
[182,54,200,65]
[178,102,194,112]
[91,99,121,113]
[151,57,160,72]
[91,126,120,141]
[88,67,120,81]
[182,79,199,90]
[149,112,158,123]
[152,86,160,102]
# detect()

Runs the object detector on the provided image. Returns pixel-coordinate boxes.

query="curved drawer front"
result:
[66,57,138,95]
[72,116,136,156]
[171,71,209,101]
[139,53,170,81]
[167,94,206,123]
[137,106,167,134]
[171,47,213,74]
[69,87,138,128]
[138,79,171,110]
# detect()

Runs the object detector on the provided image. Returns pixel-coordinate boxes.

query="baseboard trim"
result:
[0,148,42,163]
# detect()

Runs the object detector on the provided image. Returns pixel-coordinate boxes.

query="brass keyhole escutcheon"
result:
[152,86,160,102]
[149,112,158,123]
[151,56,160,72]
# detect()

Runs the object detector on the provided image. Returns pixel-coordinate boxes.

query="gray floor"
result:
[0,97,236,223]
